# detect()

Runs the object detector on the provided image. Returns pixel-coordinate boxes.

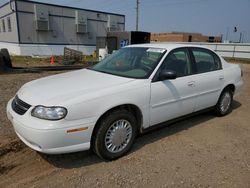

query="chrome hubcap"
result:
[105,119,132,153]
[220,92,231,113]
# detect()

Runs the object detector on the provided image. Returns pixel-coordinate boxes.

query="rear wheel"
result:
[92,110,137,160]
[215,88,233,116]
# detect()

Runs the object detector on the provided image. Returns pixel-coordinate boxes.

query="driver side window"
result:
[160,48,191,77]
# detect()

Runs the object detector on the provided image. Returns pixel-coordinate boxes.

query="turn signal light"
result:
[67,127,88,133]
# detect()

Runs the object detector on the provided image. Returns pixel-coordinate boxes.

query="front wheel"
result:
[92,110,138,160]
[215,88,233,116]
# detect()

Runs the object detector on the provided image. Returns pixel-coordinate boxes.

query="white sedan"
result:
[6,43,243,160]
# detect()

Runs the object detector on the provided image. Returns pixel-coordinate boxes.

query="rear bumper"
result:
[7,99,96,154]
[234,79,243,97]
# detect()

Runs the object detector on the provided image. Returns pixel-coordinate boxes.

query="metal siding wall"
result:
[16,1,125,45]
[18,13,36,43]
[0,3,19,43]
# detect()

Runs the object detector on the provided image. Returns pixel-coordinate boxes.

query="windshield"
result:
[90,47,166,79]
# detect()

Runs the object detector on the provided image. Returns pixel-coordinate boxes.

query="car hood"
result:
[17,69,134,106]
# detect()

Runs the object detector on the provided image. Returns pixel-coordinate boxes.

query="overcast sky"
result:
[1,0,250,42]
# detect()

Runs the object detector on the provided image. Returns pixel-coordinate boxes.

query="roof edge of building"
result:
[0,0,125,17]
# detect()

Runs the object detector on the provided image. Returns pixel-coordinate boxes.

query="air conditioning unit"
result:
[34,5,49,31]
[75,11,88,34]
[107,15,118,32]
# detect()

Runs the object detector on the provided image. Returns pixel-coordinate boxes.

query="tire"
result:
[0,48,12,68]
[215,88,233,116]
[0,53,5,73]
[92,110,138,160]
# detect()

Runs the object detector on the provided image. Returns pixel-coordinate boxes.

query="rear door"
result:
[189,47,224,111]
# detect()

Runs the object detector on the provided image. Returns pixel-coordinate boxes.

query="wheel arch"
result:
[217,83,235,104]
[215,83,235,116]
[90,104,143,146]
[223,84,235,94]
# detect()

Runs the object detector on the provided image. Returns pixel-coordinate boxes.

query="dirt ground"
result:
[0,62,249,188]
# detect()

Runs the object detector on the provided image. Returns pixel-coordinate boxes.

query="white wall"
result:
[182,42,250,59]
[0,42,21,55]
[2,41,250,59]
[0,42,96,56]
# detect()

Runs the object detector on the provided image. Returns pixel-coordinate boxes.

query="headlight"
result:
[31,106,67,120]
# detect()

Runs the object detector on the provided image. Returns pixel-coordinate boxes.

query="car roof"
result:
[126,43,213,51]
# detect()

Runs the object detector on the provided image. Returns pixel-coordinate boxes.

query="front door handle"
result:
[187,81,195,87]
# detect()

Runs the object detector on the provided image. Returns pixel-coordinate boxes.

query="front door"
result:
[150,48,197,126]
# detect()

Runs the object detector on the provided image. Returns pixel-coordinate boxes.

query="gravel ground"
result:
[0,63,249,188]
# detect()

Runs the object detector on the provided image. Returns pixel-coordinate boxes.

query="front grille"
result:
[11,95,31,115]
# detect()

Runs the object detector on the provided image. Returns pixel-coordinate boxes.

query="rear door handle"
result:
[187,81,195,87]
[219,76,224,80]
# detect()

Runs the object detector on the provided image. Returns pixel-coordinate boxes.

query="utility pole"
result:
[136,0,139,31]
[242,32,245,43]
[225,27,229,41]
[239,32,242,43]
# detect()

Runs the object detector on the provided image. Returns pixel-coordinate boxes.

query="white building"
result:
[0,0,125,56]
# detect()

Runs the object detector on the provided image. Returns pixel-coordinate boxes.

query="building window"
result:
[7,17,11,32]
[2,19,6,32]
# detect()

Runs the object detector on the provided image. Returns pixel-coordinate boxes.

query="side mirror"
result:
[159,70,177,80]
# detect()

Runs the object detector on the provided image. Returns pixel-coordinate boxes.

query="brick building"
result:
[151,32,222,43]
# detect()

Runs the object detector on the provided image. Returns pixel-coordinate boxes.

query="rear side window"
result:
[192,48,221,73]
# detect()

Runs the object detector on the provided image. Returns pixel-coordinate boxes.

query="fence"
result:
[183,42,250,59]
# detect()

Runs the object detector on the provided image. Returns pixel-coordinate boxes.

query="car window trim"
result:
[190,47,222,75]
[152,47,194,82]
[89,47,167,79]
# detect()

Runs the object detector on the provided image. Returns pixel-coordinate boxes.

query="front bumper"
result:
[7,99,96,154]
